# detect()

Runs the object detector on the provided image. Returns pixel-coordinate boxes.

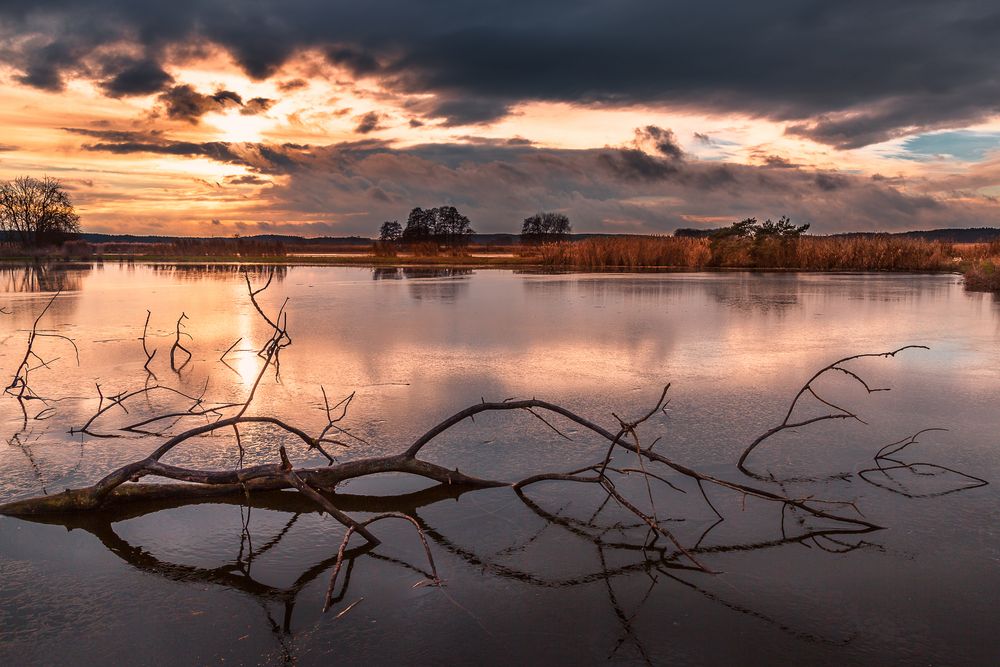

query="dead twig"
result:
[737,346,929,478]
[139,310,157,379]
[169,312,192,372]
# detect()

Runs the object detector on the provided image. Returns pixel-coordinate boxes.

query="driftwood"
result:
[0,272,987,622]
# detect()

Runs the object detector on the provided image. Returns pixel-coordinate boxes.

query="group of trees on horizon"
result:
[379,206,475,247]
[520,212,572,244]
[14,173,996,249]
[378,207,573,246]
[0,176,81,246]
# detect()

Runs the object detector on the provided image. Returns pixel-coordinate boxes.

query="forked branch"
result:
[737,346,928,477]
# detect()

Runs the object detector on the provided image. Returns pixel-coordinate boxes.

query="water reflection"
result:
[371,267,472,302]
[371,268,472,281]
[15,479,877,662]
[1,266,998,664]
[0,262,286,294]
[147,264,288,282]
[0,263,91,293]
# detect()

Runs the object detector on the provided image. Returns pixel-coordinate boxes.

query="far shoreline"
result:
[0,253,971,275]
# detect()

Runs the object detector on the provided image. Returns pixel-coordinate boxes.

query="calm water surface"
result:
[0,264,998,665]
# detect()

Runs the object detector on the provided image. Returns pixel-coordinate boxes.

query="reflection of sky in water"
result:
[0,264,996,495]
[1,264,999,664]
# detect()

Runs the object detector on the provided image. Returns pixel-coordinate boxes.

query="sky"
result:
[1,1,1000,237]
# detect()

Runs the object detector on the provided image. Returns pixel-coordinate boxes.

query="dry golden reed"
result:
[534,235,979,272]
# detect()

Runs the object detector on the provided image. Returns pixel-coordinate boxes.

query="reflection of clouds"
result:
[308,271,997,403]
[2,266,998,490]
[370,267,473,303]
[407,278,470,303]
[371,268,473,281]
[369,268,473,303]
[704,274,799,314]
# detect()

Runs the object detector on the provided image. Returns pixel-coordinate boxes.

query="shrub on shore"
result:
[962,242,1000,292]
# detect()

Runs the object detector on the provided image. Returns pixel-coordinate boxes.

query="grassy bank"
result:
[536,236,1000,291]
[961,241,1000,291]
[536,235,973,271]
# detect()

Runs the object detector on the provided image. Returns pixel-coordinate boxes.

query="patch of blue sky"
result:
[895,131,1000,162]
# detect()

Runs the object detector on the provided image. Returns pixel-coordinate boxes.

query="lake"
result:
[1,263,998,665]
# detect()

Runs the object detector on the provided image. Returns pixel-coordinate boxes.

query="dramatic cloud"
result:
[242,97,275,115]
[3,1,1000,145]
[73,125,998,235]
[3,3,999,237]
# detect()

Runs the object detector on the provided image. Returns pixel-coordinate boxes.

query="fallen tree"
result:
[0,272,986,614]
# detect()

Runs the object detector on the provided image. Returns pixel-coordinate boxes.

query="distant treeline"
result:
[675,226,1000,243]
[77,232,372,246]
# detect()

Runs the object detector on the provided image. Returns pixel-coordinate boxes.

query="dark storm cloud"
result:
[241,97,275,115]
[598,149,683,182]
[155,85,274,122]
[212,90,243,106]
[276,79,308,92]
[638,126,685,160]
[597,125,685,181]
[158,85,233,122]
[325,46,381,76]
[73,126,996,234]
[814,172,850,192]
[353,111,384,134]
[225,174,270,185]
[63,127,163,142]
[74,130,304,172]
[99,58,174,96]
[421,97,513,127]
[7,1,1000,145]
[83,140,245,161]
[760,155,796,168]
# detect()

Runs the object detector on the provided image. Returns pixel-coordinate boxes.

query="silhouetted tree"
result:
[521,212,571,244]
[710,216,810,267]
[711,217,759,240]
[378,220,402,242]
[402,206,475,247]
[0,176,81,246]
[433,206,474,246]
[757,216,810,238]
[712,216,809,240]
[402,207,435,242]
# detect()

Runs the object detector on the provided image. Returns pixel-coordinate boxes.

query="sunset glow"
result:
[1,3,1000,236]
